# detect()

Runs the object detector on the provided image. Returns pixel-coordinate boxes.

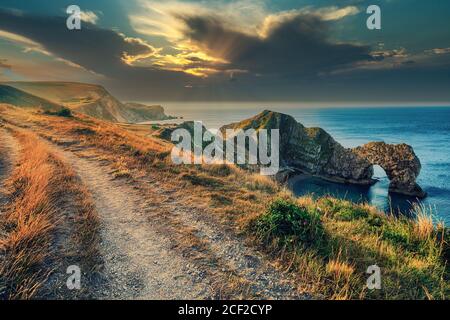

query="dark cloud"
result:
[181,13,373,76]
[0,9,162,77]
[0,8,449,102]
[0,9,196,99]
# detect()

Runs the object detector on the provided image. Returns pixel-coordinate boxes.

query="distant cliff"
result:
[3,82,173,123]
[220,110,426,198]
[124,103,174,122]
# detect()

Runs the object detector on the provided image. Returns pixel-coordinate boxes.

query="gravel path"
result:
[2,117,304,299]
[52,146,214,299]
[53,144,303,299]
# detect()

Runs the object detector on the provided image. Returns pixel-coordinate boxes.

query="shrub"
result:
[210,193,232,206]
[319,198,369,221]
[72,127,96,135]
[57,108,72,117]
[382,223,410,247]
[44,108,72,117]
[255,198,324,245]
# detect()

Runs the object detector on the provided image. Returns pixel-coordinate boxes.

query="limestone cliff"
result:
[124,103,175,122]
[3,82,173,123]
[221,110,426,198]
[156,121,209,148]
[353,142,426,197]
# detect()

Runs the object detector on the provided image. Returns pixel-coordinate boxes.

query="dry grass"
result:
[413,203,436,242]
[244,174,280,193]
[0,128,100,299]
[325,258,355,300]
[250,194,449,299]
[0,105,448,300]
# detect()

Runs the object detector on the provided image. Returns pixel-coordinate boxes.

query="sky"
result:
[0,0,449,103]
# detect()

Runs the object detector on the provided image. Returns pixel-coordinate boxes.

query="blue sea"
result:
[148,103,450,224]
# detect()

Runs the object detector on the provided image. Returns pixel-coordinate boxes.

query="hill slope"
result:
[0,84,63,112]
[4,82,171,123]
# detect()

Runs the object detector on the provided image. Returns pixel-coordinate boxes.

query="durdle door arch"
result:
[353,142,427,198]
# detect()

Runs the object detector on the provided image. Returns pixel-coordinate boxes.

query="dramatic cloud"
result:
[0,29,51,56]
[0,2,449,102]
[129,1,364,76]
[129,0,268,40]
[80,10,100,24]
[0,8,198,99]
[179,13,373,76]
[0,5,370,80]
[0,9,159,77]
[310,6,360,21]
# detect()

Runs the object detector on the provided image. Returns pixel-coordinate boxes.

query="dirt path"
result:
[141,178,303,299]
[1,115,303,299]
[50,146,214,299]
[50,144,303,299]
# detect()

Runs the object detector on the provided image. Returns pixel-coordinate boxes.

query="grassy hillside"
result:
[4,82,171,123]
[0,85,63,112]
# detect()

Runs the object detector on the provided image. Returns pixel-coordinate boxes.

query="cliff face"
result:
[156,121,209,148]
[3,82,172,123]
[221,110,426,198]
[124,103,173,121]
[221,110,373,182]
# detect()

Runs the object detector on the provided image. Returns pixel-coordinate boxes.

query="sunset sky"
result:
[0,0,449,102]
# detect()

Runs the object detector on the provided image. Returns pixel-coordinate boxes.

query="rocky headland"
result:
[221,110,427,198]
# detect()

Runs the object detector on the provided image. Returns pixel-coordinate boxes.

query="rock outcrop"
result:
[221,110,426,198]
[156,121,209,148]
[353,142,426,197]
[124,103,175,121]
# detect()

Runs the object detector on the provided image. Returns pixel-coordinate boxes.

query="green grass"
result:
[250,196,449,299]
[255,198,325,246]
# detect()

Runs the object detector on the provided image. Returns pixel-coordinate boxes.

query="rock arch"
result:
[353,142,426,198]
[216,110,427,198]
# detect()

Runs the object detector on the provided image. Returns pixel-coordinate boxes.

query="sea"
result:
[143,103,450,224]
